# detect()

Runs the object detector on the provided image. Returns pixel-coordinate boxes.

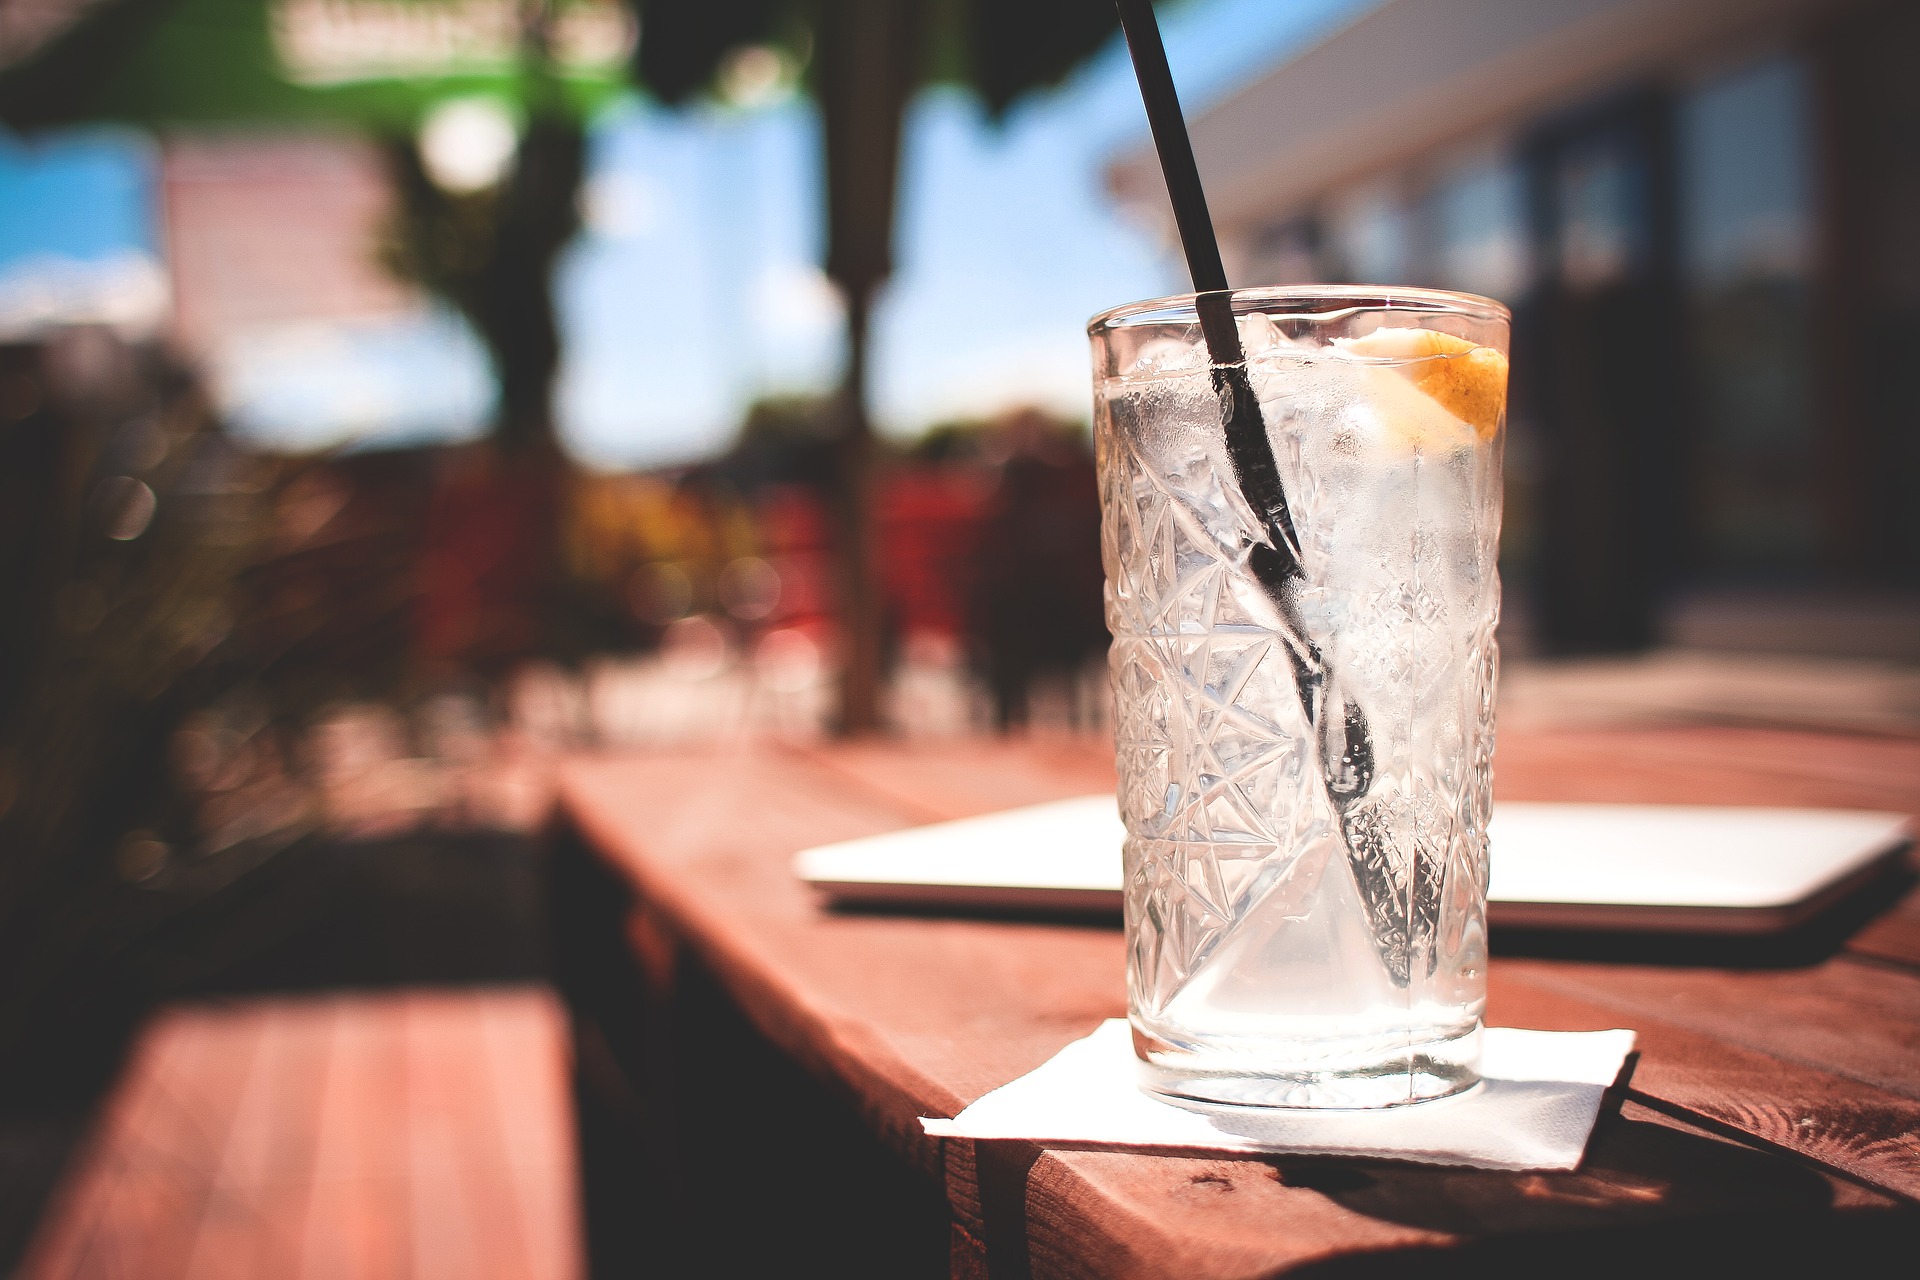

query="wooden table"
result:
[22,989,582,1280]
[547,727,1920,1277]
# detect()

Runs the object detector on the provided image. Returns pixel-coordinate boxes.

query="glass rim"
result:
[1087,283,1512,336]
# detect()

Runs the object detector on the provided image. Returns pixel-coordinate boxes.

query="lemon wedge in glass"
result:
[1335,327,1508,441]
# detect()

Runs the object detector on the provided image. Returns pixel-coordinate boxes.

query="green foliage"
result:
[0,337,280,1067]
[1,0,627,132]
[379,155,504,325]
[626,0,1119,119]
[735,393,839,447]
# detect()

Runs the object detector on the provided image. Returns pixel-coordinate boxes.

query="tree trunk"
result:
[385,109,582,670]
[831,289,883,731]
[479,114,584,457]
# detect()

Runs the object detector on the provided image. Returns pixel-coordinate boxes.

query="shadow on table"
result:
[1282,1107,1920,1274]
[1490,861,1916,969]
[0,829,550,1273]
[550,825,956,1280]
[148,829,549,998]
[956,1099,1919,1278]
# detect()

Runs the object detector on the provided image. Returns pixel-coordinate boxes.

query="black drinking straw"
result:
[1114,0,1373,806]
[1113,0,1301,580]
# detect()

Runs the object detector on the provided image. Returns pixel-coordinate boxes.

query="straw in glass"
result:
[1112,0,1374,807]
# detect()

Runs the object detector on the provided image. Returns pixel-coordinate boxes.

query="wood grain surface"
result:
[19,989,582,1280]
[555,727,1920,1277]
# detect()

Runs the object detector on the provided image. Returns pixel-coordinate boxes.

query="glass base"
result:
[1133,1023,1482,1110]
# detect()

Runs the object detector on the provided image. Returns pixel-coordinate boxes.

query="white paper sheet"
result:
[922,1021,1636,1171]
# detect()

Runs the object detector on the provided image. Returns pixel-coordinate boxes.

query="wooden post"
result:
[817,0,923,734]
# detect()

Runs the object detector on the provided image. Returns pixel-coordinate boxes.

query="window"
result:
[1555,134,1645,291]
[1321,183,1414,285]
[1425,155,1530,302]
[1677,55,1817,575]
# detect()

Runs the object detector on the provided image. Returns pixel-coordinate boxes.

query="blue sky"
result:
[0,130,169,339]
[0,0,1376,465]
[563,0,1375,465]
[0,130,157,259]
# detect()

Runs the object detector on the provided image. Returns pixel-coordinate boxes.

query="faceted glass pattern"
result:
[1091,289,1506,1108]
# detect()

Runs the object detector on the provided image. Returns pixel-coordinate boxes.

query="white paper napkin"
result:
[922,1021,1636,1171]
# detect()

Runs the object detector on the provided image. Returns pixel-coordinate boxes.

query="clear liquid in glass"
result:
[1095,303,1504,1109]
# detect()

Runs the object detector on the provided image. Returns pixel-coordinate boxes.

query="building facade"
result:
[1112,0,1919,657]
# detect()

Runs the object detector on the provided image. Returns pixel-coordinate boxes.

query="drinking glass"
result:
[1089,286,1509,1108]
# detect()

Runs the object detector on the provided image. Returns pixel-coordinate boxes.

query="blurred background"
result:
[0,0,1915,1272]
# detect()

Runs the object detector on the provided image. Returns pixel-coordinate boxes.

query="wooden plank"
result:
[20,1003,268,1280]
[1491,726,1920,813]
[1850,892,1920,970]
[943,1100,1908,1280]
[404,992,516,1280]
[295,996,414,1280]
[22,991,580,1280]
[1841,841,1920,969]
[941,1137,1442,1279]
[832,726,1920,1211]
[178,999,337,1279]
[399,989,583,1280]
[1503,955,1920,1100]
[941,724,1920,1231]
[561,752,1130,1180]
[476,992,583,1280]
[798,735,1117,823]
[556,734,1920,1276]
[1489,967,1920,1201]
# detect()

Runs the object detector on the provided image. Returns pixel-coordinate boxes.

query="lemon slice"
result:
[1337,327,1508,440]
